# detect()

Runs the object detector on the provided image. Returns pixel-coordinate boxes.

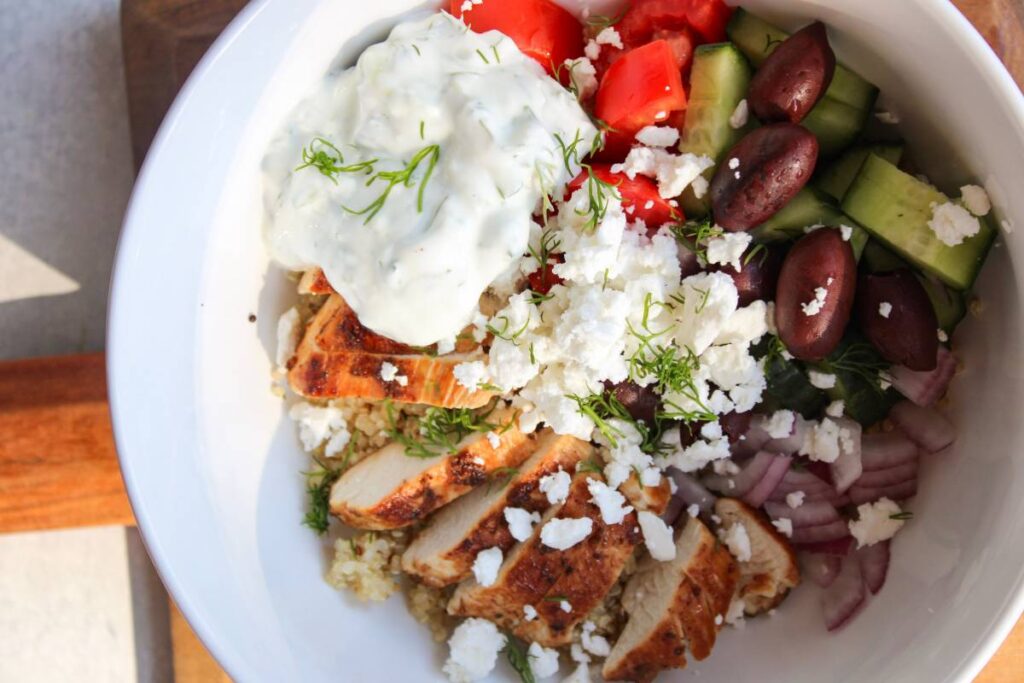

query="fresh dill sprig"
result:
[487,314,530,345]
[301,442,355,535]
[528,229,562,270]
[585,8,628,29]
[890,511,914,521]
[567,392,628,446]
[670,217,724,264]
[343,144,440,224]
[491,44,501,63]
[295,137,378,184]
[385,402,503,458]
[820,342,891,394]
[475,48,491,64]
[576,458,605,475]
[555,129,620,232]
[503,636,536,683]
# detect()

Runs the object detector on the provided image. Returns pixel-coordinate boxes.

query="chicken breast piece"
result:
[448,472,640,647]
[329,412,533,530]
[402,431,592,587]
[603,518,739,683]
[297,268,334,295]
[288,294,493,408]
[715,498,800,614]
[619,473,672,515]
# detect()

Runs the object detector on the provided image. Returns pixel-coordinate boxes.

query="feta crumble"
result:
[638,511,676,561]
[938,328,949,343]
[581,621,611,657]
[528,642,560,679]
[800,418,855,464]
[454,360,489,391]
[720,522,752,562]
[928,201,981,247]
[595,27,623,49]
[443,618,507,683]
[539,469,572,505]
[786,491,805,509]
[849,497,906,547]
[559,600,572,613]
[808,370,837,389]
[729,99,749,129]
[540,517,594,550]
[960,184,991,217]
[878,302,893,319]
[826,400,846,418]
[584,39,600,60]
[763,410,795,439]
[724,596,747,627]
[275,307,301,368]
[562,58,599,101]
[801,286,829,316]
[587,478,634,525]
[524,604,538,621]
[289,402,350,456]
[380,361,400,382]
[705,232,752,272]
[636,125,680,148]
[486,431,501,449]
[687,503,701,518]
[612,146,714,198]
[839,225,854,241]
[472,547,503,587]
[728,157,740,170]
[504,507,541,542]
[771,518,793,538]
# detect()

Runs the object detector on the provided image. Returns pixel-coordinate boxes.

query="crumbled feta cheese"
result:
[563,664,592,683]
[786,491,805,509]
[799,418,851,464]
[560,600,572,613]
[486,431,501,449]
[728,99,749,129]
[1001,218,1015,234]
[275,307,301,368]
[571,643,590,665]
[724,596,746,627]
[712,458,740,476]
[584,39,601,60]
[581,621,611,657]
[849,497,906,547]
[595,26,623,48]
[720,522,752,562]
[524,605,539,622]
[587,478,634,525]
[612,147,714,198]
[734,170,741,180]
[878,302,893,319]
[563,58,599,101]
[436,336,457,355]
[379,362,400,383]
[639,467,662,487]
[472,547,503,587]
[728,157,740,170]
[928,201,981,246]
[808,370,837,389]
[839,225,854,241]
[960,184,991,217]
[636,125,680,148]
[826,400,845,418]
[705,232,752,272]
[714,614,723,626]
[771,518,793,538]
[801,286,829,316]
[687,503,701,518]
[443,618,507,683]
[288,402,350,455]
[763,410,795,439]
[638,511,676,561]
[504,507,541,542]
[540,517,594,550]
[938,328,949,342]
[528,642,560,679]
[539,469,572,505]
[879,378,892,391]
[454,360,490,391]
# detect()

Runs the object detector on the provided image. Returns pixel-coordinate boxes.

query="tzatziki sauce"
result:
[263,13,596,346]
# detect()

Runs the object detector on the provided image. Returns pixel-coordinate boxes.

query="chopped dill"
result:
[476,48,491,64]
[670,217,724,264]
[527,291,555,306]
[343,144,440,224]
[295,137,378,184]
[487,314,530,345]
[890,511,914,521]
[301,441,356,535]
[528,229,562,270]
[385,402,504,458]
[419,120,425,140]
[818,341,890,394]
[529,342,537,365]
[412,43,421,56]
[491,44,502,63]
[503,635,536,683]
[576,458,604,474]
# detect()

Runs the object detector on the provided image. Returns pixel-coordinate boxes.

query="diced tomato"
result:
[616,0,733,46]
[594,40,687,137]
[651,28,696,75]
[683,0,733,43]
[450,0,584,75]
[568,164,680,230]
[528,253,565,294]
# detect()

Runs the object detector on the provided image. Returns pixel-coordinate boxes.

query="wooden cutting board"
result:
[1,0,1022,680]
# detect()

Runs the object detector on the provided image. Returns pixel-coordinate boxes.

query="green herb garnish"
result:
[295,137,378,184]
[301,443,355,535]
[670,217,724,264]
[343,144,440,224]
[503,635,536,683]
[385,401,503,458]
[890,511,914,521]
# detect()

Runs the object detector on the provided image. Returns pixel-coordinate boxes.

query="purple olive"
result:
[608,380,660,424]
[856,269,939,371]
[775,228,856,361]
[748,22,836,124]
[711,124,819,232]
[714,245,786,306]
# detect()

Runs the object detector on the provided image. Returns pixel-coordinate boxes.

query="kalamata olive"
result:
[710,124,819,232]
[855,269,939,371]
[679,422,698,449]
[608,380,660,424]
[748,22,836,124]
[774,228,856,361]
[719,412,753,444]
[714,245,785,306]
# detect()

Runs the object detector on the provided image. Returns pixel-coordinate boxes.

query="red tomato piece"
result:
[683,0,733,43]
[527,253,565,294]
[616,0,733,46]
[450,0,584,75]
[651,28,696,75]
[594,40,687,136]
[568,164,680,229]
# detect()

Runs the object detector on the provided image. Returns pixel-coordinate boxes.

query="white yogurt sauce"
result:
[263,13,596,346]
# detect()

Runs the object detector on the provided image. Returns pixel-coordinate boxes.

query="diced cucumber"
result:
[815,338,898,426]
[750,187,869,259]
[860,240,909,273]
[726,9,879,112]
[679,43,752,217]
[917,273,967,331]
[841,155,995,290]
[817,144,904,201]
[802,96,871,158]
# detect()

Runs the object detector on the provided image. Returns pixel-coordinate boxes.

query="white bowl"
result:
[108,1,1024,680]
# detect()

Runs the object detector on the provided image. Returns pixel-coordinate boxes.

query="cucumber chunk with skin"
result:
[679,43,752,217]
[841,154,995,290]
[750,187,869,259]
[817,144,904,201]
[802,96,874,159]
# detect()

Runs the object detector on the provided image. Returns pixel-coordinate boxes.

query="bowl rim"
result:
[107,1,1024,680]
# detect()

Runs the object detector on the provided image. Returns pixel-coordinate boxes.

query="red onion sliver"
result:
[742,455,792,507]
[889,346,956,407]
[664,472,715,524]
[890,400,956,453]
[734,419,771,456]
[764,500,840,528]
[856,541,891,595]
[703,451,775,496]
[861,432,918,471]
[855,461,919,489]
[829,418,863,494]
[768,468,839,504]
[801,552,842,588]
[848,478,918,505]
[797,537,855,556]
[823,556,867,631]
[790,519,851,544]
[764,415,813,454]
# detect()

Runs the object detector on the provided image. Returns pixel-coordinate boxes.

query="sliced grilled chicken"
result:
[330,413,534,530]
[402,431,592,587]
[297,268,334,295]
[448,472,640,647]
[619,473,672,515]
[288,294,493,408]
[603,518,739,683]
[715,498,800,614]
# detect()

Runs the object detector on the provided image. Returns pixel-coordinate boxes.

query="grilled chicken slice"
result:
[329,413,534,530]
[715,498,800,614]
[402,431,592,587]
[297,268,334,295]
[603,518,739,683]
[619,473,672,515]
[288,294,493,408]
[448,472,640,647]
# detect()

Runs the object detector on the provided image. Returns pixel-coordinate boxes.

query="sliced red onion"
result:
[833,494,851,508]
[801,552,842,588]
[764,500,840,528]
[889,346,956,407]
[823,557,867,631]
[742,455,792,507]
[861,432,918,471]
[889,401,956,454]
[829,418,863,495]
[664,472,715,524]
[848,478,918,505]
[703,451,778,497]
[857,541,891,595]
[768,468,839,503]
[764,415,813,454]
[734,418,772,457]
[797,537,855,556]
[855,460,919,489]
[790,519,851,544]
